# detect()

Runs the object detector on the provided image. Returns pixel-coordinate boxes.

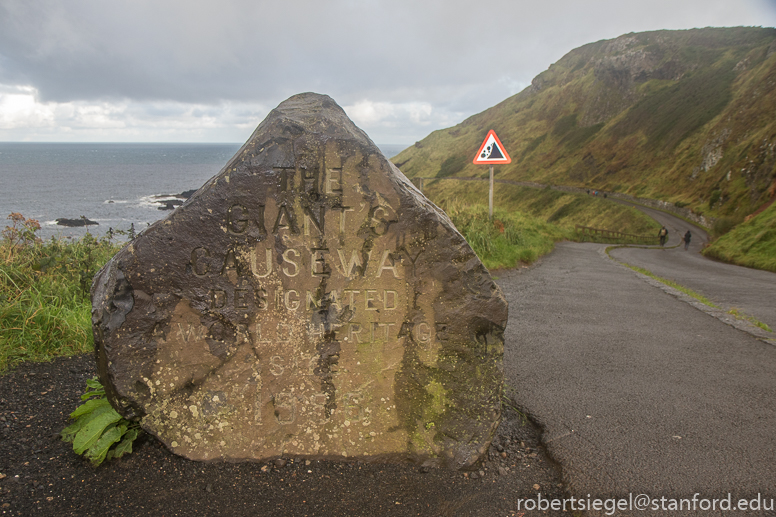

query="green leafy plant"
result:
[61,377,141,466]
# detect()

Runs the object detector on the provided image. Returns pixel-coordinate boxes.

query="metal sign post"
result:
[473,130,511,220]
[489,165,494,219]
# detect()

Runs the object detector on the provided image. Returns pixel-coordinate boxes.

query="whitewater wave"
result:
[138,193,186,209]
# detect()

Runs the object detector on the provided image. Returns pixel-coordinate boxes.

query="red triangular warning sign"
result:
[473,130,511,164]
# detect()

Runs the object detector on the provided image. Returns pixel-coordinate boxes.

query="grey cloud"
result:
[1,0,775,142]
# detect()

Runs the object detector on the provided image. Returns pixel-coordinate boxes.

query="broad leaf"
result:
[81,388,106,401]
[85,424,125,466]
[111,428,139,459]
[85,377,103,390]
[72,408,122,455]
[60,417,88,443]
[60,376,143,466]
[69,397,110,419]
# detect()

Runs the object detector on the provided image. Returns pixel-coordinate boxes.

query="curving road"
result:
[497,207,776,515]
[609,203,776,332]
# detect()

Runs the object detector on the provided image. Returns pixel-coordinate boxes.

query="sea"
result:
[0,142,408,241]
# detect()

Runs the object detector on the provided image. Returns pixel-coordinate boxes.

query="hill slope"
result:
[703,201,776,272]
[393,27,776,225]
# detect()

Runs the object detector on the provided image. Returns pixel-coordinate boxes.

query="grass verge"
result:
[443,202,569,270]
[625,264,719,307]
[605,247,720,308]
[1,214,121,373]
[608,247,773,333]
[727,308,773,333]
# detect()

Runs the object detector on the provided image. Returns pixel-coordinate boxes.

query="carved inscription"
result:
[193,246,417,281]
[94,93,506,467]
[175,154,440,434]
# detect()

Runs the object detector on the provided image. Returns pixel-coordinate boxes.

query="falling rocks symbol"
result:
[91,92,508,469]
[481,143,504,161]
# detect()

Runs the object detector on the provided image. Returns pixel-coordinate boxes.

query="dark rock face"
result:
[91,93,507,469]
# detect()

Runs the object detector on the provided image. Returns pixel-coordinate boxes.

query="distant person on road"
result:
[683,230,692,250]
[658,226,668,246]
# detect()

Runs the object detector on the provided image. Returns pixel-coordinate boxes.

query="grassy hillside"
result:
[702,201,776,272]
[422,180,660,236]
[393,27,776,229]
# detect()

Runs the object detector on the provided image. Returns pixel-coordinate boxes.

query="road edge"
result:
[602,245,776,346]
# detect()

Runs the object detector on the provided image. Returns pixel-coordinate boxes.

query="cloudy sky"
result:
[1,0,775,145]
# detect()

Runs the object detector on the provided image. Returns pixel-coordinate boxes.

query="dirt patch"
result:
[0,354,566,516]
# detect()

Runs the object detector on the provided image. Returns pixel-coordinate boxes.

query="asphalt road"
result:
[609,203,776,332]
[498,241,776,516]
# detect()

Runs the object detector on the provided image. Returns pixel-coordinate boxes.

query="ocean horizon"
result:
[0,142,408,240]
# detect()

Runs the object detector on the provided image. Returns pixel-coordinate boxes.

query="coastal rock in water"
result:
[56,217,98,227]
[157,200,183,211]
[91,93,507,469]
[152,192,192,210]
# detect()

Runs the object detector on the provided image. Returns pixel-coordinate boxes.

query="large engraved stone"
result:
[92,93,507,469]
